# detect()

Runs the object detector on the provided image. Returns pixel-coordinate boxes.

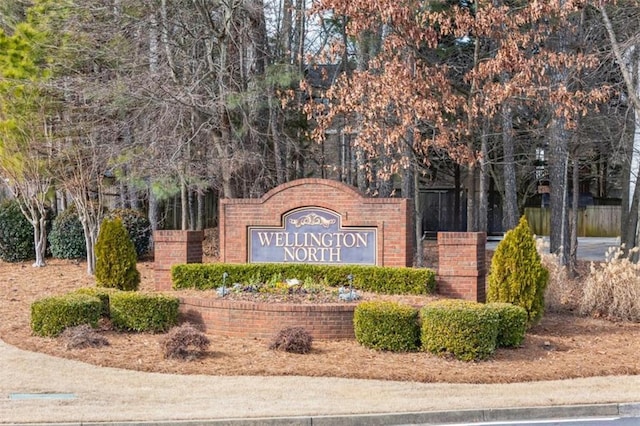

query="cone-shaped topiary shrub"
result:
[49,206,86,259]
[106,208,151,259]
[487,216,549,326]
[0,200,35,262]
[95,218,140,291]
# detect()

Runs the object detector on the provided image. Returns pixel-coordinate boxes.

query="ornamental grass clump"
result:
[487,216,549,326]
[580,246,640,322]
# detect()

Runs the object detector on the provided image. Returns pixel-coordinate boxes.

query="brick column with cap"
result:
[437,232,486,302]
[154,230,204,291]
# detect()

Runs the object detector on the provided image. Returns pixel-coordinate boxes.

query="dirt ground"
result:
[1,253,639,385]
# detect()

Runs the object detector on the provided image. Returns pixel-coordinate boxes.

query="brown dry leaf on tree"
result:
[1,257,639,384]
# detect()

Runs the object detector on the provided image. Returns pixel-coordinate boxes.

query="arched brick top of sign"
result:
[219,178,413,267]
[260,178,363,203]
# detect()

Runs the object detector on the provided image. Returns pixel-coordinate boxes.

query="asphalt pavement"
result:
[487,236,620,262]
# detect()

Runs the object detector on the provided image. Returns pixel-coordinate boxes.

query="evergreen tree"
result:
[95,218,140,291]
[487,216,549,326]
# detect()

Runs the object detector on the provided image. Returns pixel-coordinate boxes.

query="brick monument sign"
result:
[219,178,413,267]
[154,177,487,305]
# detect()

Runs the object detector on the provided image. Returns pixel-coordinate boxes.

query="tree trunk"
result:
[188,188,196,231]
[548,114,570,265]
[478,121,489,233]
[569,158,579,275]
[181,179,188,230]
[502,101,519,230]
[32,212,47,267]
[197,190,205,230]
[599,5,640,255]
[466,163,476,231]
[454,164,461,231]
[413,163,423,267]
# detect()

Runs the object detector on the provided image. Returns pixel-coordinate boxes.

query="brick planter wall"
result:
[219,178,413,267]
[154,230,204,291]
[437,232,486,302]
[179,297,356,340]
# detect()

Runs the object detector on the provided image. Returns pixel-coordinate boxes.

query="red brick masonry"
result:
[219,178,413,267]
[437,231,486,303]
[154,230,204,291]
[154,193,487,338]
[180,298,356,340]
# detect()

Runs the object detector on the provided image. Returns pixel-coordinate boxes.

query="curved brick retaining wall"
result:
[179,297,356,340]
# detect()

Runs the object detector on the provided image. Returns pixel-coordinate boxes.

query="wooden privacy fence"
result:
[524,206,620,237]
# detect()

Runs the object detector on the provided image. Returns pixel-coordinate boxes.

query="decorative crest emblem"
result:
[289,213,336,228]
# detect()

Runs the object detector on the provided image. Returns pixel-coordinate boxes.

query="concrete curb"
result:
[5,402,639,426]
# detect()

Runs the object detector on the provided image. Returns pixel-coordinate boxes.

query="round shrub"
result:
[95,217,140,291]
[162,323,210,360]
[487,216,549,326]
[49,206,86,259]
[106,208,151,259]
[486,302,528,348]
[0,199,34,262]
[269,326,313,354]
[354,301,420,352]
[110,292,179,332]
[421,299,500,361]
[30,293,102,337]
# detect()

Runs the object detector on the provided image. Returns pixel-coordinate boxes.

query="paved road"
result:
[487,237,619,262]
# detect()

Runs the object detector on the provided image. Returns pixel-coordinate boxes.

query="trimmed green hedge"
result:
[31,293,102,337]
[486,302,528,348]
[172,263,436,295]
[421,300,500,361]
[109,292,179,332]
[73,287,116,318]
[354,301,420,351]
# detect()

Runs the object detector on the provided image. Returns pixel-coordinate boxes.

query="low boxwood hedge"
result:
[73,287,116,318]
[31,293,102,337]
[109,292,179,332]
[354,301,420,351]
[421,299,500,361]
[486,302,528,348]
[172,263,436,295]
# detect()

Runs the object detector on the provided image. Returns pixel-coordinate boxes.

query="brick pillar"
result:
[154,230,204,291]
[437,232,486,302]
